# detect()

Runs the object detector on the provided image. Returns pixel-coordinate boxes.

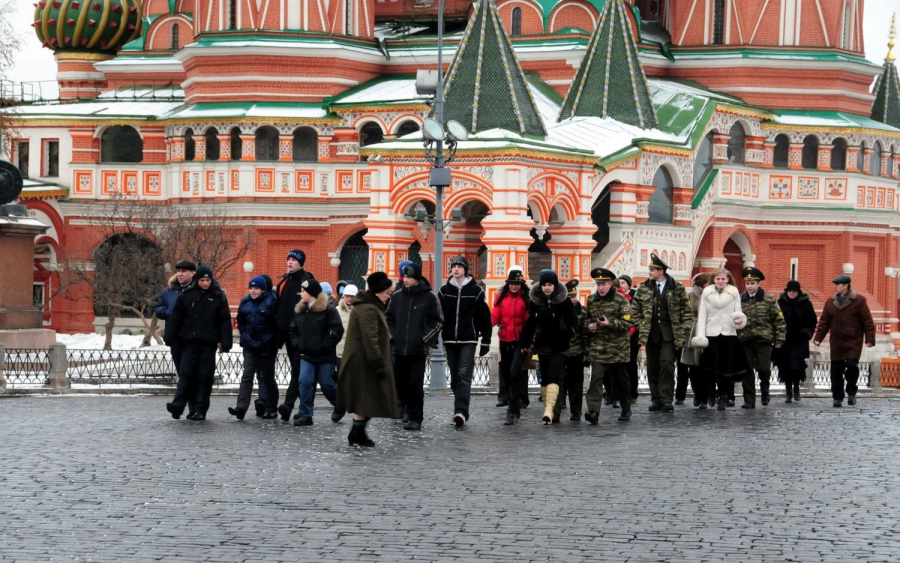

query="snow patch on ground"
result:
[56,333,243,352]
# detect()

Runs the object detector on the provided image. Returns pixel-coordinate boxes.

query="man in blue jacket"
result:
[155,260,195,411]
[229,275,280,420]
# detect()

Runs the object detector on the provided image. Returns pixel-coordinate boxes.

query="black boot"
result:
[793,382,801,402]
[785,385,793,403]
[717,393,726,411]
[228,407,246,420]
[166,402,182,420]
[254,399,265,418]
[349,419,375,447]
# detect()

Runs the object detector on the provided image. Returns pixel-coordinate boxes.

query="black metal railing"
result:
[0,347,872,390]
[2,348,51,387]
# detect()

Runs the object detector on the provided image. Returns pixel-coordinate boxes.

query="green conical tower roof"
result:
[442,0,546,137]
[872,14,900,129]
[558,0,656,129]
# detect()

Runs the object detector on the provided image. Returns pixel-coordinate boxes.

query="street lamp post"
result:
[417,0,468,391]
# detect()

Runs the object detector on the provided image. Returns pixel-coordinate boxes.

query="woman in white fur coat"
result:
[691,268,750,410]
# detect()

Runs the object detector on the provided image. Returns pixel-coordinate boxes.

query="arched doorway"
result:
[339,230,369,288]
[723,232,752,291]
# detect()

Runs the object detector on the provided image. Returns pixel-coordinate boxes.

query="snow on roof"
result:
[97,86,184,100]
[547,116,684,159]
[333,78,428,105]
[165,103,329,120]
[14,100,184,119]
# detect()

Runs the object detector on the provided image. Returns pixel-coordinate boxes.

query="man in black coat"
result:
[165,266,233,421]
[156,260,196,411]
[386,263,443,431]
[274,249,315,420]
[288,279,344,426]
[438,256,492,427]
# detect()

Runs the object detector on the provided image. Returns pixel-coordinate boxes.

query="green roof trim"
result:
[667,47,878,66]
[442,0,546,137]
[559,0,656,129]
[191,33,383,52]
[525,72,563,106]
[692,169,718,209]
[768,110,900,133]
[871,59,900,129]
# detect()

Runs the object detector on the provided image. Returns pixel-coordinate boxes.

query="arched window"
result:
[692,131,713,189]
[712,0,725,44]
[842,3,852,50]
[339,229,369,289]
[184,128,195,162]
[727,122,745,164]
[773,134,790,168]
[230,127,241,161]
[511,7,522,36]
[170,23,180,49]
[396,121,421,137]
[255,126,279,161]
[358,122,384,147]
[801,135,819,169]
[205,128,220,161]
[101,126,143,163]
[648,167,673,224]
[229,0,237,29]
[872,141,883,176]
[292,127,318,162]
[831,138,847,171]
[857,141,867,172]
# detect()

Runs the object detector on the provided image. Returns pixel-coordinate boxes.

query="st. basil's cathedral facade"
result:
[7,0,900,356]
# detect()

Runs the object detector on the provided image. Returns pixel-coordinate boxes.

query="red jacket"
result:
[617,287,636,336]
[492,291,529,342]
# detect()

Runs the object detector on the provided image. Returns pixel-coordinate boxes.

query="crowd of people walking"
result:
[157,249,878,447]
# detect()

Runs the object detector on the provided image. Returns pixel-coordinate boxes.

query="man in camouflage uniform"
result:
[583,268,634,423]
[552,279,587,422]
[631,253,693,412]
[738,267,786,407]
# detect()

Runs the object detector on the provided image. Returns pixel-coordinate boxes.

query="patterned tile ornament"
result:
[76,172,92,195]
[817,148,831,168]
[769,176,791,199]
[788,148,802,168]
[824,178,846,200]
[857,187,864,207]
[887,189,895,209]
[750,175,758,197]
[558,257,571,280]
[640,153,692,187]
[319,173,329,193]
[360,172,372,192]
[742,174,750,196]
[375,252,386,272]
[866,187,875,208]
[877,188,885,208]
[182,171,190,192]
[640,249,647,266]
[635,202,649,218]
[218,173,225,193]
[231,170,240,191]
[674,205,692,221]
[318,140,330,161]
[220,140,230,160]
[171,141,184,161]
[102,171,117,194]
[863,152,871,174]
[336,143,359,156]
[258,171,272,192]
[678,253,686,271]
[206,171,216,192]
[280,139,291,160]
[798,177,819,199]
[242,139,254,159]
[581,257,589,278]
[281,173,290,193]
[192,173,200,195]
[720,171,732,195]
[296,171,312,193]
[195,140,206,161]
[763,145,774,165]
[123,172,137,195]
[493,253,506,277]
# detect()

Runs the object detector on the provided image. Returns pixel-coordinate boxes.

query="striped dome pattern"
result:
[33,0,142,53]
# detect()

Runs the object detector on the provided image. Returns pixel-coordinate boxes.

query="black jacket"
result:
[774,292,818,368]
[275,268,315,334]
[519,282,577,354]
[165,279,233,350]
[386,277,443,356]
[438,276,492,346]
[289,292,344,364]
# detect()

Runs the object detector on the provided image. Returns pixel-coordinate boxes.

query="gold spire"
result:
[888,13,897,62]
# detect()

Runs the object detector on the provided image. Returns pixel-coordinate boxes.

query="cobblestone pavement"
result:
[3,393,900,562]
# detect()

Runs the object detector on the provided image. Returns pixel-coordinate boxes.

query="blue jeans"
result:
[298,359,337,418]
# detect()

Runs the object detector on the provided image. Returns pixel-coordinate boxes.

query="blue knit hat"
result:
[320,281,333,295]
[248,275,267,289]
[398,260,414,278]
[287,249,306,266]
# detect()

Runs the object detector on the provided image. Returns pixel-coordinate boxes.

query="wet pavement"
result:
[2,394,900,562]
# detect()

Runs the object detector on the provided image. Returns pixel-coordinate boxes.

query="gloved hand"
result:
[479,344,490,357]
[374,367,388,380]
[583,358,591,368]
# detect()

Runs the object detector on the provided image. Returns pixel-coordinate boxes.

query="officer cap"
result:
[742,266,765,282]
[591,267,617,282]
[649,253,668,271]
[565,279,579,295]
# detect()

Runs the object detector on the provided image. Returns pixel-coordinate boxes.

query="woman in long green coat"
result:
[337,272,400,447]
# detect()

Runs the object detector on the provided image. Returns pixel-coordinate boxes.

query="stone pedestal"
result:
[0,208,55,348]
